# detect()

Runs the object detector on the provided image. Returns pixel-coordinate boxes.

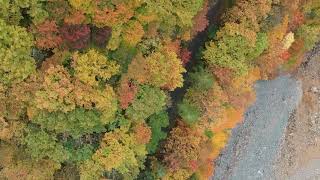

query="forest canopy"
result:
[0,0,319,179]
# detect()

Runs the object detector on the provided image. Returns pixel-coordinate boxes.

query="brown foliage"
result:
[0,120,25,142]
[133,123,152,144]
[225,68,260,109]
[212,67,234,87]
[34,20,62,49]
[93,3,134,27]
[289,10,305,31]
[123,21,145,46]
[163,121,204,172]
[223,0,271,32]
[40,51,69,72]
[118,78,138,109]
[267,15,289,49]
[127,51,185,91]
[256,42,285,78]
[64,10,86,25]
[163,39,181,55]
[6,75,41,120]
[281,0,303,16]
[180,48,191,66]
[191,0,209,35]
[258,16,289,78]
[185,83,229,129]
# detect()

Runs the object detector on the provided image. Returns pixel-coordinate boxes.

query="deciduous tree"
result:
[72,49,120,86]
[127,51,186,90]
[23,129,70,163]
[178,100,201,125]
[126,85,167,121]
[35,65,75,113]
[146,111,169,153]
[34,20,62,49]
[31,108,105,138]
[118,78,138,109]
[93,129,147,179]
[0,20,36,86]
[60,24,91,50]
[123,20,145,46]
[163,122,204,174]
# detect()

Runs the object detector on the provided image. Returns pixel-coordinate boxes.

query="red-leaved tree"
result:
[91,26,112,48]
[118,78,138,109]
[180,48,192,66]
[60,24,90,50]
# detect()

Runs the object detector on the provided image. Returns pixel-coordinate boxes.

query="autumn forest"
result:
[0,0,320,179]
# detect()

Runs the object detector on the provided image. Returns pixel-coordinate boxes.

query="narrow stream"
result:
[167,0,232,127]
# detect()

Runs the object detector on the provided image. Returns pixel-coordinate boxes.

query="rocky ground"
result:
[212,45,320,180]
[276,45,320,179]
[213,76,302,180]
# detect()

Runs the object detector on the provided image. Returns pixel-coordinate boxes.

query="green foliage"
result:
[146,111,170,153]
[297,24,320,50]
[303,0,320,20]
[66,144,95,163]
[111,43,137,73]
[126,85,167,121]
[189,68,214,91]
[107,114,132,132]
[0,19,36,86]
[23,129,69,163]
[247,32,268,60]
[178,100,201,125]
[204,129,214,139]
[203,35,251,75]
[145,0,204,33]
[0,0,48,25]
[137,37,162,56]
[203,32,267,75]
[138,160,166,180]
[31,108,105,138]
[208,25,219,39]
[107,25,122,50]
[1,0,308,179]
[296,0,320,51]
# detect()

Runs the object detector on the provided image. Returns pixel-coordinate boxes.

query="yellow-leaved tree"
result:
[73,49,120,87]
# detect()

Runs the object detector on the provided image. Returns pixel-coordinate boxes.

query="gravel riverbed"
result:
[212,44,320,180]
[212,75,302,180]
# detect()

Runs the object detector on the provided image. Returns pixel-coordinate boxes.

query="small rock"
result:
[257,170,264,176]
[311,87,318,93]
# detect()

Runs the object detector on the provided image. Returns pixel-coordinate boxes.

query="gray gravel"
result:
[289,159,320,180]
[212,75,302,180]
